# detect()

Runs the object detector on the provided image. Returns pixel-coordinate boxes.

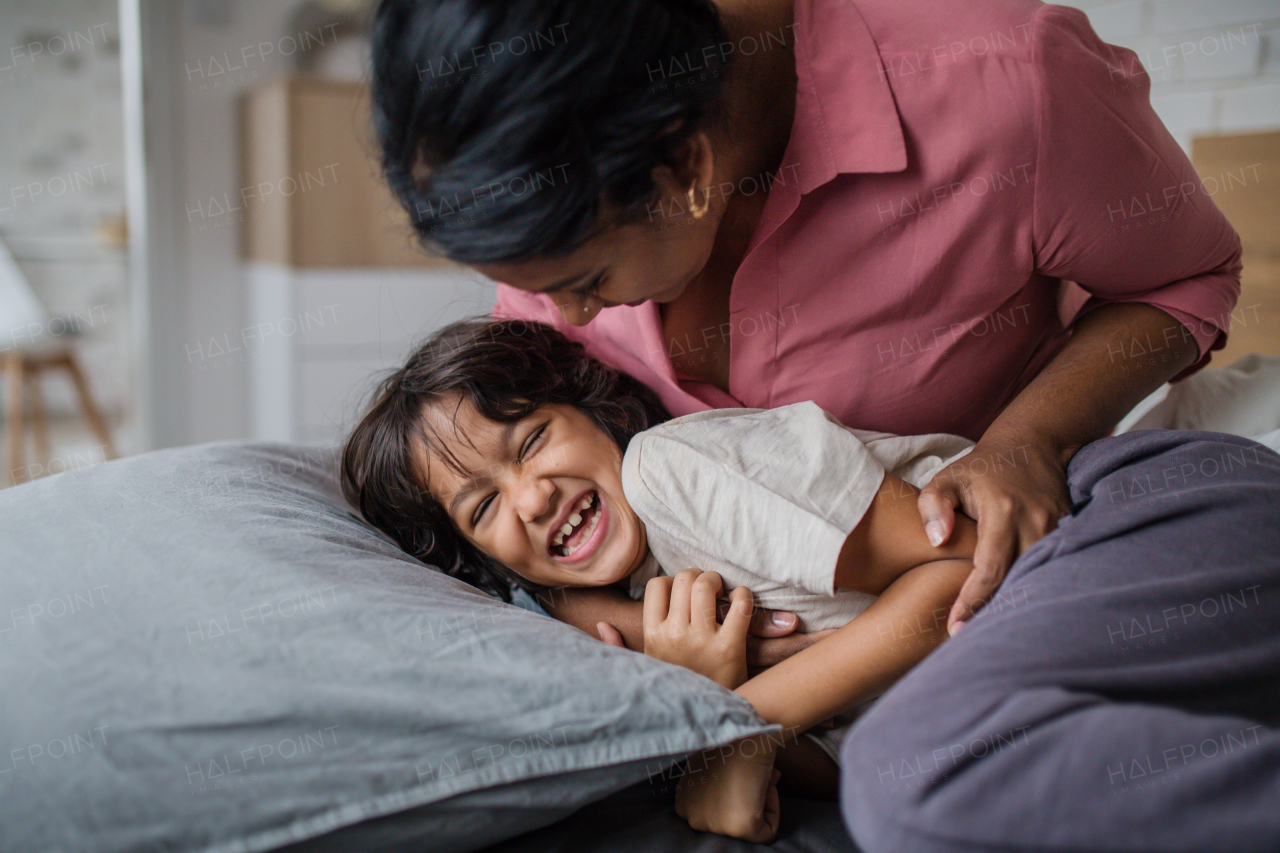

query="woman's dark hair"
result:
[341,318,671,601]
[370,0,734,264]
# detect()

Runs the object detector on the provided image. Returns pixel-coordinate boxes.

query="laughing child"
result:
[341,318,981,842]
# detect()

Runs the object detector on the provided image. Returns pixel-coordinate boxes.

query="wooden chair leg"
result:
[27,365,51,471]
[62,353,117,460]
[5,354,26,486]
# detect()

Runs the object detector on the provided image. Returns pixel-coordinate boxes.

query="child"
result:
[342,317,982,840]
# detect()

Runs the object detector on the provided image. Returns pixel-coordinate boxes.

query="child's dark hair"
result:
[341,318,671,601]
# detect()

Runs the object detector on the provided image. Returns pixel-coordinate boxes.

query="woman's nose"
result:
[553,294,599,326]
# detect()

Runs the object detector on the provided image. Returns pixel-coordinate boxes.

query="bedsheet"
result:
[476,781,859,853]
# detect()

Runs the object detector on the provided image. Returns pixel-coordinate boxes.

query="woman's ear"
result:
[658,130,716,192]
[686,130,717,192]
[650,117,716,186]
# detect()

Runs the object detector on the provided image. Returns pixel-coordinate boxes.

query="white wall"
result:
[175,0,320,445]
[147,0,1280,449]
[1066,0,1280,151]
[0,0,131,451]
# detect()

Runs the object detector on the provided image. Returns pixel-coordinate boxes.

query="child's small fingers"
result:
[668,569,701,626]
[596,621,626,648]
[719,586,754,640]
[643,576,672,632]
[762,777,781,838]
[690,572,722,633]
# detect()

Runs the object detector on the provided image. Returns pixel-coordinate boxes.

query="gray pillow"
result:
[0,441,775,853]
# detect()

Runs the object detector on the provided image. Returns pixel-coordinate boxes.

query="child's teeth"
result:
[579,495,592,510]
[561,523,573,536]
[568,512,582,525]
[553,532,564,545]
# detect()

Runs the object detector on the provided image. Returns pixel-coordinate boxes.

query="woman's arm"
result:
[920,302,1199,634]
[923,8,1244,635]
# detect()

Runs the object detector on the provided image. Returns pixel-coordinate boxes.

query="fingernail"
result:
[948,620,967,638]
[926,520,946,547]
[771,612,795,628]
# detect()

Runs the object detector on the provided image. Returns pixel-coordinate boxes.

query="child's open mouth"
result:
[550,491,602,559]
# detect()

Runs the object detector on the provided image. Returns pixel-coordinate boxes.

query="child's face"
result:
[418,397,648,588]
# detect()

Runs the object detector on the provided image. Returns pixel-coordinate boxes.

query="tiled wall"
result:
[0,0,130,440]
[1067,0,1280,150]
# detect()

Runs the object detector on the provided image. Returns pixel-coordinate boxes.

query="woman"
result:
[369,0,1239,649]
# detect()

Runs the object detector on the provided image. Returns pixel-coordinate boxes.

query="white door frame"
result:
[120,0,188,451]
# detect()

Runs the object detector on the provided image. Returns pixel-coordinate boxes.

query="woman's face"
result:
[473,137,723,326]
[417,397,648,588]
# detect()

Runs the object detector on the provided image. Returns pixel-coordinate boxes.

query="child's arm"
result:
[646,473,978,840]
[736,472,977,729]
[649,472,975,727]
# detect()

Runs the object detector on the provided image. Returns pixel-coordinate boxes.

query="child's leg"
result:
[775,733,840,801]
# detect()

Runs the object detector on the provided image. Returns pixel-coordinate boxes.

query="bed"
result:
[0,438,856,853]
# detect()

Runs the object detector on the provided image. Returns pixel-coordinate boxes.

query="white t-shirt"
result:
[619,401,975,764]
[621,401,975,631]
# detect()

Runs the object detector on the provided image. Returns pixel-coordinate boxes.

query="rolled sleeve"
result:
[621,402,888,597]
[1030,6,1242,379]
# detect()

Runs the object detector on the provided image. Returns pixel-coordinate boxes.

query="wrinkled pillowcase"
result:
[0,440,775,853]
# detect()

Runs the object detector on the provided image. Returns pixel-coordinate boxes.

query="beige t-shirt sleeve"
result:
[621,401,892,598]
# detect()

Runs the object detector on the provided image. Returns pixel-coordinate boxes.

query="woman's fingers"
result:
[917,479,960,548]
[939,437,1074,633]
[746,627,835,668]
[746,606,796,637]
[948,499,1017,632]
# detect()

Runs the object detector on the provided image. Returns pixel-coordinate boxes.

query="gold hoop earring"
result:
[687,184,709,220]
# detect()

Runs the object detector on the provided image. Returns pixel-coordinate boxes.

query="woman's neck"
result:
[712,0,798,182]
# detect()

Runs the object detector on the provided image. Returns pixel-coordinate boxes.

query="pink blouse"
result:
[492,0,1242,441]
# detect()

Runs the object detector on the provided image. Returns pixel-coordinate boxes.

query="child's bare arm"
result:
[835,471,979,595]
[737,472,976,734]
[648,472,978,841]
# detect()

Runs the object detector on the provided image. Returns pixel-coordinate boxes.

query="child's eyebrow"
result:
[446,420,521,516]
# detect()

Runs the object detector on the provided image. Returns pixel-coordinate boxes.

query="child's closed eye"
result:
[471,422,549,526]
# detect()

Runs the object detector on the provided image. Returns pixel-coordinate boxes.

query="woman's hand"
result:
[917,432,1073,634]
[641,569,753,690]
[745,627,835,674]
[676,736,781,843]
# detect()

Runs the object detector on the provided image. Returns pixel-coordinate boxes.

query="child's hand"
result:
[643,569,752,690]
[676,735,781,843]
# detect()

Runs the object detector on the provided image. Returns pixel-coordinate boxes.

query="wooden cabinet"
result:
[1191,131,1280,361]
[240,76,494,443]
[239,76,448,268]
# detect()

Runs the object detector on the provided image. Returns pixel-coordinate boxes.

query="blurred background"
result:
[0,0,1277,488]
